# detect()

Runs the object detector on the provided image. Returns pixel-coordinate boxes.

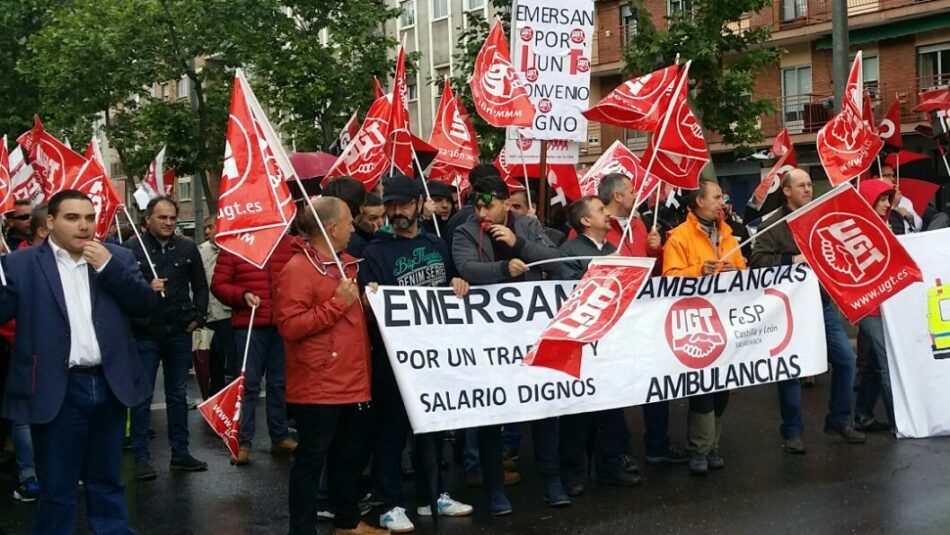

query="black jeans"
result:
[288,403,372,534]
[477,425,505,493]
[689,391,730,415]
[207,319,234,395]
[560,408,629,484]
[530,417,561,486]
[643,401,671,458]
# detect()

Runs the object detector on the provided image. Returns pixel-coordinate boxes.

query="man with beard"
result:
[360,174,473,532]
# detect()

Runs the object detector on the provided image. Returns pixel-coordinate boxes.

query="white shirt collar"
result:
[48,237,88,267]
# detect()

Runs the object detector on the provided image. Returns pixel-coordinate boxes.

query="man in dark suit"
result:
[0,190,159,534]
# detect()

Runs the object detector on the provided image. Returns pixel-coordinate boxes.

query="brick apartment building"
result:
[588,0,950,210]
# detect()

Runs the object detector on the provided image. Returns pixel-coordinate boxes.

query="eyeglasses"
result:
[10,214,30,221]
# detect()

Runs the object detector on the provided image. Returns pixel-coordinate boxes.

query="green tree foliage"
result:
[625,0,782,149]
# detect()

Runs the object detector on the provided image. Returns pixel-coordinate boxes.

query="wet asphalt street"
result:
[2,371,949,535]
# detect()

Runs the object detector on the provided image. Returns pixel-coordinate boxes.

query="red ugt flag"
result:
[0,137,15,214]
[71,140,123,242]
[749,146,796,211]
[525,257,655,378]
[216,70,297,269]
[198,374,245,459]
[770,127,798,167]
[878,100,902,149]
[470,20,535,128]
[387,45,414,176]
[17,116,86,198]
[816,53,883,186]
[326,94,393,190]
[786,183,922,324]
[430,79,480,170]
[579,140,658,199]
[583,64,680,132]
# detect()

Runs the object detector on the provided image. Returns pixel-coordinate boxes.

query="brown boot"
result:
[271,437,298,454]
[333,520,390,535]
[231,447,251,466]
[504,470,521,485]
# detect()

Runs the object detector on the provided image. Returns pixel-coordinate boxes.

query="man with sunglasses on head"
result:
[6,200,33,251]
[451,175,567,515]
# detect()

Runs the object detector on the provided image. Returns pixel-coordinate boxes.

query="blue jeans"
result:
[777,303,856,437]
[855,316,894,426]
[234,326,289,447]
[31,370,134,534]
[131,332,193,461]
[12,422,35,481]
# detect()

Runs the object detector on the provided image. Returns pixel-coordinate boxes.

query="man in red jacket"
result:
[211,230,297,465]
[276,197,385,535]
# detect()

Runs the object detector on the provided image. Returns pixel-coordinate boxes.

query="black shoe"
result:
[619,454,641,474]
[170,454,208,472]
[564,482,585,497]
[644,445,689,465]
[688,455,708,476]
[597,470,643,487]
[782,436,806,454]
[148,429,157,440]
[855,419,892,433]
[135,460,158,481]
[707,449,724,470]
[824,425,867,444]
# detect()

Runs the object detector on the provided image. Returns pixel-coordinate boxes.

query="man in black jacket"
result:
[558,196,643,495]
[124,196,209,480]
[749,169,866,453]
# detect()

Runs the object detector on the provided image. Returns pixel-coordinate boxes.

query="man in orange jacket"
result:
[663,180,746,476]
[275,197,386,535]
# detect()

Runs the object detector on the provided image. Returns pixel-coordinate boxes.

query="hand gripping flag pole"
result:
[121,205,164,297]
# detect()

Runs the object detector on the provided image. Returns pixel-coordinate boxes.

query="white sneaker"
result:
[380,506,415,533]
[316,510,334,520]
[417,493,474,517]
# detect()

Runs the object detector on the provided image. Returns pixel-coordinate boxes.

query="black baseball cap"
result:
[382,173,421,204]
[426,181,453,200]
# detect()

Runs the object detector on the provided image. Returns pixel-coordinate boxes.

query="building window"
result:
[781,65,812,132]
[861,55,879,99]
[919,43,950,90]
[407,75,418,102]
[432,0,448,20]
[621,5,638,46]
[177,78,189,100]
[177,177,192,202]
[466,0,485,10]
[668,0,691,15]
[400,0,415,29]
[781,0,807,22]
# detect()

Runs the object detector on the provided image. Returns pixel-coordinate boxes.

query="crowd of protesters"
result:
[0,161,946,535]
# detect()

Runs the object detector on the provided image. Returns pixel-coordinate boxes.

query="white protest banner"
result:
[367,266,827,434]
[510,0,594,142]
[881,228,950,438]
[503,136,579,165]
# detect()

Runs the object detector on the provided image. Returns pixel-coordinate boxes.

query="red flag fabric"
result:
[749,150,796,211]
[373,77,385,100]
[546,164,582,203]
[911,88,950,113]
[643,63,709,190]
[878,100,902,149]
[198,374,245,459]
[338,109,361,152]
[16,116,86,197]
[470,20,535,128]
[816,53,883,186]
[896,177,940,216]
[0,137,14,214]
[71,142,123,242]
[525,257,655,378]
[786,183,923,323]
[583,64,680,132]
[884,150,928,168]
[862,91,876,133]
[770,127,798,167]
[143,147,169,196]
[430,80,480,170]
[492,147,527,192]
[578,140,658,200]
[8,147,42,206]
[326,94,393,190]
[162,168,176,197]
[215,71,297,269]
[387,46,414,176]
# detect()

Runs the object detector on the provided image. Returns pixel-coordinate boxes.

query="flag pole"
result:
[0,229,8,286]
[121,205,164,298]
[239,305,258,374]
[290,176,346,274]
[516,131,534,212]
[411,145,441,238]
[114,213,124,244]
[454,174,463,211]
[650,184,663,230]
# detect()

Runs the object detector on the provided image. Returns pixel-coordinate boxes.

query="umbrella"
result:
[884,150,929,168]
[288,151,338,180]
[897,177,941,215]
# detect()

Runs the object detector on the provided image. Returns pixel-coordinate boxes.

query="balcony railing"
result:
[743,0,935,33]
